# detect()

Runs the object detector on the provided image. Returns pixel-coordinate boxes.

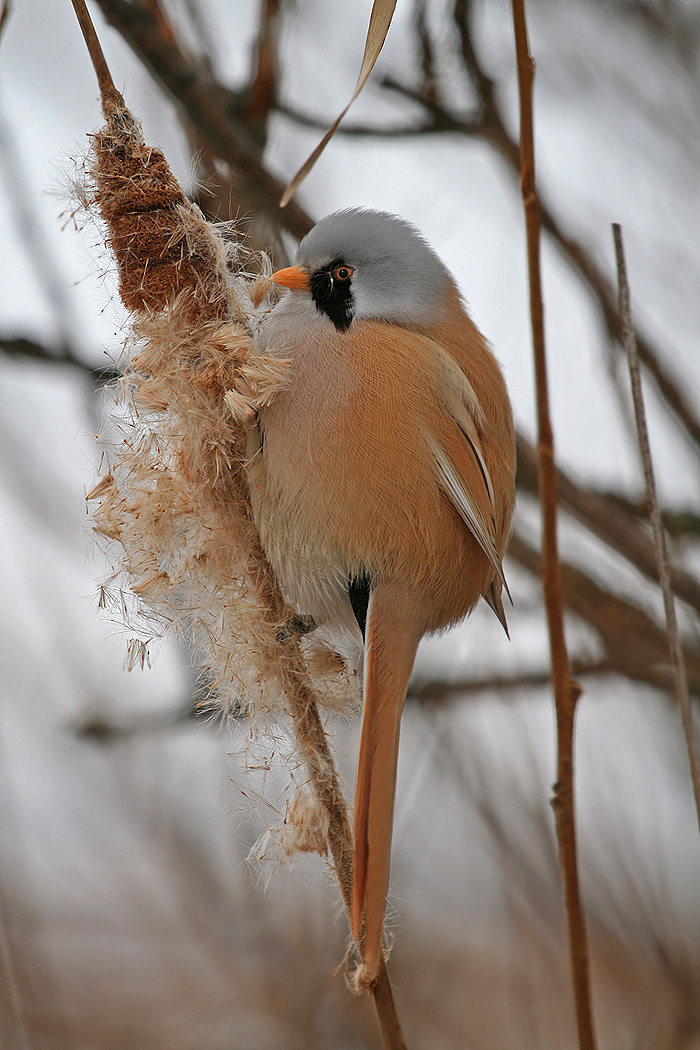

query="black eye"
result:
[333,265,353,282]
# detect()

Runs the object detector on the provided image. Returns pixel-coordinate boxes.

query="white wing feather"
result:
[421,337,512,616]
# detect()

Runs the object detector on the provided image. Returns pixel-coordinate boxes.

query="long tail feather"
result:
[352,579,422,979]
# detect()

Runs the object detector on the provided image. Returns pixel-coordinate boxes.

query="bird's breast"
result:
[248,296,511,629]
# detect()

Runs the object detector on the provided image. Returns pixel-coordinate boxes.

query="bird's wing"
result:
[420,335,511,623]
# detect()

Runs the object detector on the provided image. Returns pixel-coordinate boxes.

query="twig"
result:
[613,223,700,832]
[9,325,700,704]
[409,661,611,704]
[510,2,597,1048]
[515,433,700,616]
[179,0,218,65]
[413,0,438,104]
[279,0,398,206]
[0,336,119,382]
[0,114,84,356]
[508,531,700,696]
[449,0,700,457]
[0,0,12,43]
[277,104,440,138]
[246,0,282,144]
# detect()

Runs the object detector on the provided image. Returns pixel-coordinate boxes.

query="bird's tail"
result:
[352,578,422,979]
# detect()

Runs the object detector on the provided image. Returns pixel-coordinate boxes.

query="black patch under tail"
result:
[348,572,372,639]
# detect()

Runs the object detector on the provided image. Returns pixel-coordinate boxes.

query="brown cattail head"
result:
[92,99,227,318]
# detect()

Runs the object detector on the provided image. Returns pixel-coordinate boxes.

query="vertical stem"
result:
[510,2,598,1047]
[281,662,406,1050]
[613,224,700,832]
[70,0,121,110]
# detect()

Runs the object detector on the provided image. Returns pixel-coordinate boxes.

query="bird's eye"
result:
[333,265,353,282]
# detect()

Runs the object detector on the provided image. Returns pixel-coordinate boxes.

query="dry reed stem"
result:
[70,1,405,1044]
[0,0,12,45]
[613,224,700,832]
[511,2,598,1047]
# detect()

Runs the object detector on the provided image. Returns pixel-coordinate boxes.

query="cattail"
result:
[84,89,307,720]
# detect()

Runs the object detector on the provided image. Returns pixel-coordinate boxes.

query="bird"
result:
[245,208,516,980]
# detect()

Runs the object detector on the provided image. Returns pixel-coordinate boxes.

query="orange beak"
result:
[271,266,311,291]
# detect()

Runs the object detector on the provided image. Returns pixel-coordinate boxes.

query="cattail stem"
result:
[70,0,121,111]
[511,1,598,1047]
[281,661,405,1048]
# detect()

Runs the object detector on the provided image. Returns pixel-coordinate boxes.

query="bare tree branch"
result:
[277,104,440,138]
[6,334,699,647]
[409,661,611,705]
[0,336,119,383]
[413,0,439,105]
[0,112,86,355]
[246,0,282,145]
[516,433,700,616]
[509,531,700,696]
[0,0,12,43]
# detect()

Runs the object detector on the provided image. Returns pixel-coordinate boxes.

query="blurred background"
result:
[1,0,700,1047]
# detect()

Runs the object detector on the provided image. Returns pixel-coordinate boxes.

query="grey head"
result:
[294,208,455,331]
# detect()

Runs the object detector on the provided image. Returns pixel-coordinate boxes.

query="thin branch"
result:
[277,104,441,138]
[73,663,614,744]
[453,0,499,117]
[409,661,611,705]
[246,0,282,145]
[8,332,700,660]
[279,0,398,207]
[381,75,484,133]
[516,433,700,617]
[0,0,12,43]
[0,336,119,383]
[613,223,700,832]
[413,0,438,104]
[0,114,85,356]
[509,531,700,696]
[128,0,287,261]
[180,0,218,65]
[450,0,700,456]
[511,2,597,1047]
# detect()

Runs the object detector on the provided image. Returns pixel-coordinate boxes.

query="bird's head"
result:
[272,208,455,332]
